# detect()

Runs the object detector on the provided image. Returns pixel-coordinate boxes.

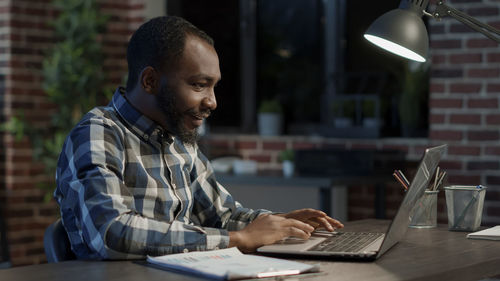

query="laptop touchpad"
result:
[259,236,326,252]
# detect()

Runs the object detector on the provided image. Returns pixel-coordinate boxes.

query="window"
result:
[256,0,324,132]
[168,0,429,137]
[168,0,242,130]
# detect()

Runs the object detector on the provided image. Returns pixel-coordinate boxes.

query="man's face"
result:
[156,35,221,145]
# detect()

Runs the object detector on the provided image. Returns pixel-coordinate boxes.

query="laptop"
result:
[257,144,447,261]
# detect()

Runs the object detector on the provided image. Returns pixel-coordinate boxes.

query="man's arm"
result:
[190,150,274,232]
[191,151,344,253]
[55,117,230,259]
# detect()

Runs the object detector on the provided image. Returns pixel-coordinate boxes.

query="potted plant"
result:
[1,0,110,201]
[258,99,283,136]
[278,149,295,178]
[362,99,379,128]
[332,99,355,128]
[399,61,429,137]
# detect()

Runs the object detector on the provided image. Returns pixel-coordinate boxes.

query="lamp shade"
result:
[364,8,428,62]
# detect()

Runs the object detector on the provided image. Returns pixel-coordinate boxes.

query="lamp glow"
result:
[364,34,426,62]
[364,0,500,62]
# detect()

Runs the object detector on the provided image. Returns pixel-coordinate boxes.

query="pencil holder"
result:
[409,190,439,228]
[445,185,487,232]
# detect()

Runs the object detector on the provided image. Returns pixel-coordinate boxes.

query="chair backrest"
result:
[0,209,11,268]
[44,219,76,263]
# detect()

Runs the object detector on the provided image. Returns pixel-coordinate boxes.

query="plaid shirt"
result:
[55,87,269,260]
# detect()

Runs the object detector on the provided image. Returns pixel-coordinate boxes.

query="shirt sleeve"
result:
[190,149,272,232]
[55,116,230,260]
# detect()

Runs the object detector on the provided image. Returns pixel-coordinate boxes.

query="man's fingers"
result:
[283,208,326,220]
[286,227,312,240]
[308,216,344,231]
[310,216,334,231]
[281,221,313,240]
[325,216,344,228]
[282,218,315,233]
[306,220,321,228]
[280,209,344,231]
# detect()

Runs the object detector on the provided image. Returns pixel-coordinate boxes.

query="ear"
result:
[139,66,159,95]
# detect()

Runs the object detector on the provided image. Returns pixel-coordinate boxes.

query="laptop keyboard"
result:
[308,232,384,253]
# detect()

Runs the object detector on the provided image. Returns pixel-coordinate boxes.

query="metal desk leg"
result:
[375,184,386,219]
[319,187,332,216]
[0,208,10,268]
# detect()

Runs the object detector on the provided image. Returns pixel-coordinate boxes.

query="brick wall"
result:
[0,0,144,266]
[1,0,499,267]
[203,135,440,221]
[428,0,500,224]
[204,0,500,226]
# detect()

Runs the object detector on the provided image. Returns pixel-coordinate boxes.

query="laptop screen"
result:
[376,144,447,258]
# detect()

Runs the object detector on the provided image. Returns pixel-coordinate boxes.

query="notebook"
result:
[257,144,447,261]
[147,247,319,280]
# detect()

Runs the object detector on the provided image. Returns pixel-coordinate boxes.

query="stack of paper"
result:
[467,225,500,240]
[147,247,319,280]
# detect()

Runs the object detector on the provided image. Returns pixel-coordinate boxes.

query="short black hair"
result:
[126,16,214,91]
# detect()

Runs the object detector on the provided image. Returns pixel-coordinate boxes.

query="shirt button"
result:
[183,248,189,253]
[143,134,149,141]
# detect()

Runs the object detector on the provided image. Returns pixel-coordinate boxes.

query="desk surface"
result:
[2,219,500,281]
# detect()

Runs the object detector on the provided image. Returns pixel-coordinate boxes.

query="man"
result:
[55,16,343,260]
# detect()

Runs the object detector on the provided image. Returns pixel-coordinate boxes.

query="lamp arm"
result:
[432,1,500,43]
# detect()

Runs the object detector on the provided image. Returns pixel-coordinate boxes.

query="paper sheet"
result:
[467,225,500,240]
[147,247,319,280]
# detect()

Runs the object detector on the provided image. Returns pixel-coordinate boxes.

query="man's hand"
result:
[228,209,343,253]
[276,208,344,232]
[228,214,314,253]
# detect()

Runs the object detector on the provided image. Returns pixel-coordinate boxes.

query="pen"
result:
[432,167,440,191]
[397,170,410,187]
[257,269,301,278]
[453,190,479,229]
[434,171,446,191]
[393,171,408,191]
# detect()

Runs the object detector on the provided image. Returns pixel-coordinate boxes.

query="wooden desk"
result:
[2,219,500,281]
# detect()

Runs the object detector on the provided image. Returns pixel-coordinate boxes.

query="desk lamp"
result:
[364,0,500,62]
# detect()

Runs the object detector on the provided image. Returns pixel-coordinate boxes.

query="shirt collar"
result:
[111,87,172,143]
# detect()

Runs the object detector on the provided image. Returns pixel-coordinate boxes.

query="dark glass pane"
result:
[169,0,241,128]
[344,0,429,137]
[256,0,323,130]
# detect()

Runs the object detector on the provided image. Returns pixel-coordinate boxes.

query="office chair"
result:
[0,209,11,268]
[44,218,76,262]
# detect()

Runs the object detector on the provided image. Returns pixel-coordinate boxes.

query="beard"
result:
[155,85,210,146]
